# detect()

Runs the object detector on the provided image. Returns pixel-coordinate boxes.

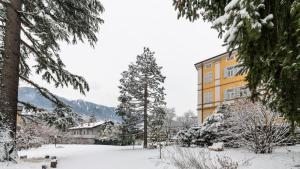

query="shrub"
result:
[168,146,238,169]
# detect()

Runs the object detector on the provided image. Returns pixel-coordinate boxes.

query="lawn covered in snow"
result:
[1,144,300,169]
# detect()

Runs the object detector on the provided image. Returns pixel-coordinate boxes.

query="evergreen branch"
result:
[19,75,66,108]
[21,27,89,95]
[0,0,9,6]
[20,14,35,29]
[20,39,39,56]
[17,101,45,124]
[18,101,45,113]
[19,52,31,77]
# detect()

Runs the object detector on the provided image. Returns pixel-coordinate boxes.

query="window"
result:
[224,88,235,100]
[224,65,241,78]
[204,72,213,83]
[204,92,213,104]
[224,87,250,101]
[204,63,212,69]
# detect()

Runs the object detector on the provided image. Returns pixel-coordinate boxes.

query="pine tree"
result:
[117,47,166,148]
[173,0,300,128]
[0,0,104,161]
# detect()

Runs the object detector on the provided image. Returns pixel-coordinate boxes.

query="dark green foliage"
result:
[117,47,166,147]
[173,0,300,124]
[0,0,104,129]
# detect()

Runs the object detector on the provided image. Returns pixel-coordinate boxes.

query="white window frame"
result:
[224,65,241,78]
[204,92,213,104]
[224,88,235,101]
[204,72,213,83]
[224,86,250,101]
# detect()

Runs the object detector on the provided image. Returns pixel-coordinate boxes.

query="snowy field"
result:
[1,144,300,169]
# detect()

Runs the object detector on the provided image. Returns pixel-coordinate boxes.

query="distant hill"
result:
[18,87,121,122]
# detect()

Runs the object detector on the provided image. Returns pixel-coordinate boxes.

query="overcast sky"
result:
[22,0,225,116]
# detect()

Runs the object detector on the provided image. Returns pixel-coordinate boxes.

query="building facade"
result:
[195,51,250,124]
[68,121,116,144]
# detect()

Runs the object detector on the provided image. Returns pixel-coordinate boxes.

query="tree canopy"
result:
[0,0,104,161]
[117,47,166,148]
[173,0,300,123]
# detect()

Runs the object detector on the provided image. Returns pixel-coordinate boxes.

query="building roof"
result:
[69,121,113,130]
[194,50,237,69]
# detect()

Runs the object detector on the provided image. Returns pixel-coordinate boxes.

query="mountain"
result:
[18,87,121,122]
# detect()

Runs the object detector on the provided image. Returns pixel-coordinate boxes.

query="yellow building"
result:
[195,51,250,124]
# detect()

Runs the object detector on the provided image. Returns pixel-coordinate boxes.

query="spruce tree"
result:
[0,0,104,161]
[173,0,300,127]
[117,47,166,148]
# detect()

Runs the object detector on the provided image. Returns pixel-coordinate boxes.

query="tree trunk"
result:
[0,0,22,160]
[143,84,148,148]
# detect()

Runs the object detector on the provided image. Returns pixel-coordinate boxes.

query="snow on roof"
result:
[69,121,107,130]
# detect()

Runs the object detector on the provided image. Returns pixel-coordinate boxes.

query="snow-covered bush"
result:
[16,123,42,150]
[95,122,123,145]
[168,146,238,169]
[176,105,240,148]
[230,99,291,154]
[16,120,60,150]
[176,129,195,147]
[176,100,291,153]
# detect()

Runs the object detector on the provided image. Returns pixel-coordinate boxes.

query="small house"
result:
[68,121,115,144]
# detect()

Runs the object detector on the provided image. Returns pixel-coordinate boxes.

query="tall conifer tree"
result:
[0,0,104,161]
[117,47,166,148]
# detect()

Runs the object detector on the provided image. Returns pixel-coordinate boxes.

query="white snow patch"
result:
[0,145,300,169]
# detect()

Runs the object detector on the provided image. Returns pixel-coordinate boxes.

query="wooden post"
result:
[54,135,57,148]
[50,160,57,168]
[20,155,27,159]
[132,135,136,150]
[159,143,162,159]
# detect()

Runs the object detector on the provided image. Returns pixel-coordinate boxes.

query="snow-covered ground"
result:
[1,144,300,169]
[1,144,169,169]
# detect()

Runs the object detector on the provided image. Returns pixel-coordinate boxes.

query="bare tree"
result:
[177,110,198,129]
[164,108,176,140]
[230,99,290,154]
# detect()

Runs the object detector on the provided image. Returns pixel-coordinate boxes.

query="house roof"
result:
[69,121,112,130]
